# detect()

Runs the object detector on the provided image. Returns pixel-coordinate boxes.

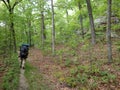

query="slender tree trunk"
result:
[40,0,46,49]
[9,9,17,53]
[41,11,46,48]
[66,9,69,23]
[41,11,44,48]
[80,16,84,38]
[28,21,32,46]
[51,0,55,55]
[9,28,12,54]
[2,0,22,53]
[11,21,16,53]
[78,2,84,39]
[26,31,29,44]
[107,0,112,62]
[65,0,69,23]
[86,0,96,45]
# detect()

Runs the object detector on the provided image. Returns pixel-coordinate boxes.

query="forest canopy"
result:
[0,0,120,58]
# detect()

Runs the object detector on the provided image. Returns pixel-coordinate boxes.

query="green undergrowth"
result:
[25,62,53,90]
[52,42,119,89]
[60,64,117,89]
[2,54,20,90]
[54,57,118,89]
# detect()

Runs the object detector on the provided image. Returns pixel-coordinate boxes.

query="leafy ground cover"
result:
[24,62,53,90]
[0,54,20,90]
[0,42,120,90]
[0,59,5,90]
[28,43,120,90]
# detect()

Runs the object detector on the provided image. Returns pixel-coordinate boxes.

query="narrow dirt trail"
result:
[17,49,29,90]
[18,69,29,90]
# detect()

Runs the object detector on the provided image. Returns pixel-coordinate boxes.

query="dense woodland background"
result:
[0,0,120,90]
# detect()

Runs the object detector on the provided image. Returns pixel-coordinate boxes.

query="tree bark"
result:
[9,9,17,53]
[51,0,55,55]
[1,0,22,53]
[39,0,46,49]
[66,9,69,23]
[28,20,32,46]
[78,2,84,39]
[106,0,112,62]
[41,11,46,48]
[86,0,96,45]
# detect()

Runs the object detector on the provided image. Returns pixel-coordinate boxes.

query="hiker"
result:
[19,44,29,69]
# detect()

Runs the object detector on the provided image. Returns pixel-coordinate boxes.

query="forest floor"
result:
[28,47,73,90]
[0,62,5,90]
[27,43,120,90]
[0,42,120,90]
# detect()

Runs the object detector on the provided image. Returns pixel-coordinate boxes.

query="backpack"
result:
[20,46,28,56]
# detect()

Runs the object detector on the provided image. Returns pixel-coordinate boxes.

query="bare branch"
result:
[7,0,12,10]
[7,0,9,3]
[1,0,9,9]
[12,0,22,10]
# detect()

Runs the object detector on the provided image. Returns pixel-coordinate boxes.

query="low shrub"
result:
[2,54,20,90]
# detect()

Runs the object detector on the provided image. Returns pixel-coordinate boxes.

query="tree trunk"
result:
[106,0,112,62]
[10,21,16,53]
[2,0,22,53]
[26,31,29,44]
[78,2,84,39]
[86,0,96,45]
[51,0,55,55]
[66,9,69,23]
[9,8,17,53]
[28,21,32,46]
[41,11,46,48]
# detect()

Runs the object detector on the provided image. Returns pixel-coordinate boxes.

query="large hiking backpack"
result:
[20,45,28,58]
